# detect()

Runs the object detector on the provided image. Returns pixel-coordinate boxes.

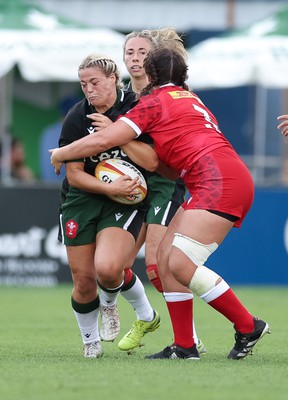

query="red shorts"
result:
[182,147,254,228]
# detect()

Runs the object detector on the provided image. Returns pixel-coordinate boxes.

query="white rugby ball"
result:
[95,159,147,204]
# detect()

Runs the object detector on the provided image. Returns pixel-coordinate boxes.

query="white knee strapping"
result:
[188,266,221,296]
[171,233,220,297]
[172,233,218,267]
[199,279,230,303]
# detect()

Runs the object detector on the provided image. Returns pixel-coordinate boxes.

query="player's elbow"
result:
[145,157,159,172]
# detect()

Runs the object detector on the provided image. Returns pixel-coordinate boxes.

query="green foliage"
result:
[12,97,60,178]
[0,285,287,400]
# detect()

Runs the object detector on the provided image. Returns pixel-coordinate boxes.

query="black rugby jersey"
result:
[59,89,152,203]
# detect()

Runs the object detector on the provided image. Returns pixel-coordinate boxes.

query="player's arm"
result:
[50,120,137,174]
[277,114,288,137]
[156,160,180,181]
[86,113,158,172]
[66,161,141,197]
[121,141,158,172]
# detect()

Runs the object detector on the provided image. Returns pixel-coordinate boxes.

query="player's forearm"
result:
[59,134,101,162]
[121,141,158,172]
[156,161,180,180]
[51,121,137,165]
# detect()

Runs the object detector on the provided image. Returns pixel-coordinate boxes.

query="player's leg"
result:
[144,174,183,292]
[95,203,144,341]
[145,222,206,354]
[95,226,135,341]
[145,207,199,359]
[148,208,269,360]
[177,212,271,359]
[95,227,160,349]
[66,243,103,358]
[99,223,147,342]
[125,222,147,271]
[61,190,103,358]
[145,223,165,292]
[118,267,160,351]
[144,176,206,354]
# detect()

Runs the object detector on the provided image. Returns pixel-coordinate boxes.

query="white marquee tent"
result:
[187,5,288,89]
[0,2,127,82]
[0,2,128,128]
[0,2,128,181]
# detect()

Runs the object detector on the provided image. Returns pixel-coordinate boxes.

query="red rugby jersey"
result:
[120,85,235,179]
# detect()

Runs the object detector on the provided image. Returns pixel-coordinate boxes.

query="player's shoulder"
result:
[109,90,137,118]
[137,92,161,109]
[122,89,138,108]
[66,98,87,116]
[62,98,88,127]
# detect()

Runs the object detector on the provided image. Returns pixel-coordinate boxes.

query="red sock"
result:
[146,264,163,292]
[123,268,134,285]
[166,299,194,348]
[208,288,254,333]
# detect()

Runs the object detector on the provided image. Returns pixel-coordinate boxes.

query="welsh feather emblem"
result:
[66,220,78,238]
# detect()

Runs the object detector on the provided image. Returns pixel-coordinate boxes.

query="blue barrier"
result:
[0,186,287,285]
[206,188,288,285]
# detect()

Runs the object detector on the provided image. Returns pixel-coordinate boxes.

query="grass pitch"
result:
[0,285,287,400]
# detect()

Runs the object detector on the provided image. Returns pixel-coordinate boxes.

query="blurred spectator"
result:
[277,114,288,186]
[0,136,35,182]
[39,95,80,182]
[277,114,288,137]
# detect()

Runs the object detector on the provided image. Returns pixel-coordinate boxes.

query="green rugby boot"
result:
[118,310,160,351]
[197,339,207,355]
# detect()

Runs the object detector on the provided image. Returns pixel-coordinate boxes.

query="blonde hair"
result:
[123,27,188,60]
[78,55,123,89]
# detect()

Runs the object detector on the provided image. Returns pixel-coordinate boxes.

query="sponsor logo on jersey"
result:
[66,220,78,239]
[115,213,123,221]
[167,91,197,99]
[87,127,95,135]
[154,206,161,215]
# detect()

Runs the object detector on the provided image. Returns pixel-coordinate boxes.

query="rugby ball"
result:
[95,159,147,204]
